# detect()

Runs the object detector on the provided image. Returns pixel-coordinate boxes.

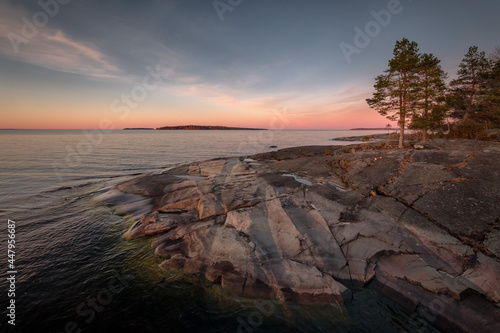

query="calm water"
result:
[0,130,440,333]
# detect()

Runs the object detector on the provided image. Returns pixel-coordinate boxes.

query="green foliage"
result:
[366,38,421,148]
[409,53,449,139]
[362,136,370,142]
[447,46,500,128]
[448,46,492,121]
[476,59,500,128]
[368,42,500,143]
[409,104,448,132]
[367,39,450,144]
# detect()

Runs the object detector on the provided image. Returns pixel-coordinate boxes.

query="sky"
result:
[0,0,499,130]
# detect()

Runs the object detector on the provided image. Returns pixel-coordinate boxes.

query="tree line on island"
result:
[367,38,500,148]
[124,126,267,130]
[156,125,267,130]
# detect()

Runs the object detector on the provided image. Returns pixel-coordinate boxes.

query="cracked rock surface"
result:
[111,139,500,333]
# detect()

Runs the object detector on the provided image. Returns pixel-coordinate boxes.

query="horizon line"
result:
[0,128,395,131]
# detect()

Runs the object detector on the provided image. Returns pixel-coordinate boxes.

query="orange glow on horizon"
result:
[0,103,392,130]
[1,84,392,130]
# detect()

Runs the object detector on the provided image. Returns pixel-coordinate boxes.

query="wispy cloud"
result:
[0,2,121,79]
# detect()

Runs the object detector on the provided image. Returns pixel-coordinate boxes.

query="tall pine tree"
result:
[410,53,448,141]
[478,58,500,127]
[449,46,491,121]
[367,38,421,148]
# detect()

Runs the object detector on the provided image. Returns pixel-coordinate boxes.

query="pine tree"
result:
[478,59,500,127]
[367,38,421,148]
[449,46,491,121]
[410,53,448,141]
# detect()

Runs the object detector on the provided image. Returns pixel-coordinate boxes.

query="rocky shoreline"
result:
[331,132,413,143]
[107,138,500,333]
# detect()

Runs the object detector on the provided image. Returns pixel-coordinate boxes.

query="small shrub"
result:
[449,120,487,140]
[362,136,371,142]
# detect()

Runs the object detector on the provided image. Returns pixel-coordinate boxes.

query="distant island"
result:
[156,125,267,131]
[350,128,396,130]
[123,128,155,130]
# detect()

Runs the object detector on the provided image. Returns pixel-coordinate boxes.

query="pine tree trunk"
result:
[399,125,405,148]
[422,109,428,142]
[400,73,407,149]
[423,84,429,142]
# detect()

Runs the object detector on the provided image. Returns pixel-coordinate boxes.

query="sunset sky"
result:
[0,0,499,130]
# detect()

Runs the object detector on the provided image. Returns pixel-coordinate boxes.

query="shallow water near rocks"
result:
[0,130,441,332]
[282,173,313,186]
